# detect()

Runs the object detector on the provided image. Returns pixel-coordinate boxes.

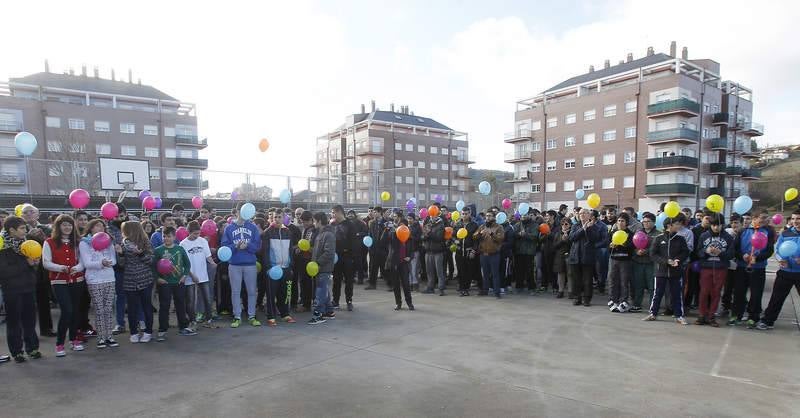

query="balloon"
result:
[449,244,457,253]
[100,202,119,220]
[306,261,319,277]
[612,230,629,246]
[201,220,217,236]
[751,231,768,250]
[496,212,507,224]
[706,194,724,213]
[434,194,443,204]
[14,204,24,217]
[733,196,752,214]
[519,202,530,215]
[406,199,415,210]
[138,190,151,201]
[501,198,512,209]
[539,223,550,235]
[451,211,460,222]
[419,208,428,219]
[156,259,174,275]
[514,212,521,221]
[457,228,468,239]
[478,181,491,195]
[428,205,440,218]
[176,226,189,242]
[587,193,601,209]
[778,240,798,258]
[786,188,798,202]
[0,235,3,249]
[279,189,292,204]
[142,196,156,211]
[298,239,311,251]
[91,232,111,251]
[154,197,163,209]
[20,240,42,259]
[14,132,37,156]
[191,196,203,209]
[381,191,391,201]
[259,138,270,152]
[217,246,232,262]
[68,189,90,209]
[664,201,680,218]
[283,214,291,226]
[656,213,668,231]
[362,236,373,248]
[226,216,234,224]
[456,200,465,212]
[397,225,410,243]
[256,261,262,273]
[772,214,784,226]
[240,203,256,220]
[632,230,649,250]
[231,191,239,201]
[575,189,586,200]
[268,265,283,281]
[443,227,453,240]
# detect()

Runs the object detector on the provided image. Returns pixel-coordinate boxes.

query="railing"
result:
[709,162,727,173]
[0,146,23,158]
[175,136,207,147]
[644,156,698,170]
[645,183,697,195]
[726,166,743,176]
[174,157,208,169]
[711,112,730,125]
[504,129,532,141]
[742,169,762,179]
[741,122,764,136]
[0,173,25,183]
[0,121,21,132]
[504,151,531,161]
[455,152,475,163]
[710,138,729,149]
[647,98,700,116]
[176,178,209,189]
[646,128,700,143]
[356,144,385,155]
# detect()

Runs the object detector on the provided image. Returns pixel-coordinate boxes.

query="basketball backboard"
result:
[98,157,151,191]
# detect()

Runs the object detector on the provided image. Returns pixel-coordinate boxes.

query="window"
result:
[565,113,576,124]
[531,163,541,173]
[48,166,59,176]
[602,178,615,189]
[442,179,449,186]
[395,143,402,151]
[144,125,158,136]
[625,126,636,139]
[430,162,438,170]
[94,121,110,132]
[68,118,85,130]
[624,151,636,163]
[149,168,160,180]
[430,146,438,154]
[582,179,594,190]
[547,117,557,128]
[68,143,86,153]
[546,161,556,171]
[603,153,616,165]
[563,180,575,191]
[531,184,541,193]
[624,176,635,188]
[95,144,111,155]
[46,117,61,128]
[418,161,426,169]
[395,159,402,168]
[395,176,402,183]
[583,109,596,121]
[418,177,426,185]
[656,93,672,103]
[531,120,542,131]
[546,139,557,150]
[625,100,637,113]
[583,133,595,144]
[164,127,175,137]
[564,159,576,169]
[166,170,177,180]
[603,130,616,141]
[418,145,425,152]
[603,105,617,117]
[120,123,135,134]
[702,128,709,139]
[532,142,542,152]
[405,176,413,184]
[165,148,176,158]
[47,141,62,152]
[121,145,136,156]
[565,136,576,147]
[405,144,413,152]
[405,160,413,168]
[441,163,449,171]
[430,178,438,185]
[441,148,449,155]
[546,182,556,192]
[583,156,595,167]
[145,147,159,158]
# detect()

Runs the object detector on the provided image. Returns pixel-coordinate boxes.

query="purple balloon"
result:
[154,197,163,209]
[434,194,443,204]
[283,213,291,226]
[231,191,239,201]
[138,190,151,201]
[406,199,415,210]
[513,211,520,220]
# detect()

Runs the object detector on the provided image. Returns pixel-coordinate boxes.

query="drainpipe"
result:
[541,97,547,210]
[694,71,706,211]
[632,68,642,206]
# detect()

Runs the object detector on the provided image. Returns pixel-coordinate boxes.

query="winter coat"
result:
[0,248,36,296]
[608,228,634,261]
[551,228,571,273]
[734,225,776,270]
[476,222,505,255]
[512,220,540,255]
[632,227,660,264]
[312,225,336,274]
[567,222,602,266]
[421,218,446,253]
[650,232,690,278]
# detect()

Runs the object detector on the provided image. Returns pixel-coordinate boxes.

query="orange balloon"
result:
[538,223,551,235]
[259,138,270,152]
[428,205,440,218]
[444,227,453,240]
[396,225,410,243]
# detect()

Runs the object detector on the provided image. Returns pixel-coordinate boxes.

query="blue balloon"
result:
[778,240,798,258]
[456,200,465,212]
[518,202,530,215]
[217,246,232,262]
[240,202,256,220]
[14,132,37,156]
[656,213,668,231]
[733,195,753,215]
[636,211,644,221]
[478,181,491,195]
[496,212,507,224]
[575,189,586,200]
[279,189,292,204]
[334,253,339,264]
[362,236,373,248]
[268,265,283,281]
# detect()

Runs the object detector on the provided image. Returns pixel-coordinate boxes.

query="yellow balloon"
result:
[0,234,4,249]
[451,211,460,222]
[20,240,42,259]
[256,261,262,273]
[587,193,601,209]
[306,261,319,277]
[15,204,24,217]
[380,191,391,201]
[664,201,681,218]
[705,194,724,213]
[456,227,468,240]
[786,188,798,202]
[612,230,628,246]
[298,239,311,252]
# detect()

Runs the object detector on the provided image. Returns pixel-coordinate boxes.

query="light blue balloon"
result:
[362,236,373,248]
[778,240,798,258]
[575,189,585,200]
[279,189,292,204]
[733,195,753,215]
[518,202,530,215]
[637,211,644,221]
[656,213,668,231]
[496,212,507,224]
[14,132,37,156]
[240,202,256,220]
[334,253,339,264]
[217,246,232,262]
[478,181,491,195]
[268,265,283,281]
[456,200,465,212]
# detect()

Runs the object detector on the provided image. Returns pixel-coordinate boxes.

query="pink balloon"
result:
[91,232,111,251]
[176,226,189,242]
[69,189,90,209]
[419,208,428,220]
[772,214,784,225]
[201,219,217,236]
[101,202,119,220]
[156,258,174,275]
[142,196,156,211]
[191,196,203,209]
[226,216,234,224]
[751,231,768,250]
[632,230,650,250]
[501,198,512,210]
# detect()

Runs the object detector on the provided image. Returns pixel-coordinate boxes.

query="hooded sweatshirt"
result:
[221,220,261,266]
[261,224,294,270]
[734,225,776,270]
[696,229,734,270]
[775,227,800,273]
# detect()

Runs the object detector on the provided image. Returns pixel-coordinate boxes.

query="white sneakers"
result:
[675,317,688,325]
[618,302,630,313]
[609,303,620,313]
[609,301,630,313]
[140,333,152,343]
[70,341,85,351]
[130,334,141,343]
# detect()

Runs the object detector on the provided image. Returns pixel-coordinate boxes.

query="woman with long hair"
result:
[119,221,155,343]
[78,219,119,349]
[42,215,85,357]
[141,221,156,238]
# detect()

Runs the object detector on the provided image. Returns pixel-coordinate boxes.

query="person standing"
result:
[153,227,196,340]
[631,213,659,313]
[308,212,336,325]
[295,211,317,312]
[476,211,505,298]
[365,207,386,291]
[78,219,119,348]
[385,216,415,310]
[180,221,217,326]
[552,218,572,299]
[21,204,55,338]
[407,212,423,292]
[730,213,775,327]
[512,209,539,295]
[455,207,479,296]
[607,213,634,313]
[330,205,357,311]
[686,211,712,312]
[568,209,602,306]
[642,216,691,325]
[720,213,742,316]
[119,221,155,343]
[221,202,262,328]
[261,217,297,326]
[421,208,447,296]
[757,210,800,330]
[695,215,734,327]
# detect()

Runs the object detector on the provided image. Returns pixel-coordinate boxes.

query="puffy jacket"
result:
[551,228,571,273]
[0,248,36,296]
[632,227,660,264]
[650,232,690,278]
[608,228,634,261]
[734,226,776,270]
[696,229,734,270]
[422,218,446,253]
[568,222,602,266]
[775,227,800,273]
[476,222,505,255]
[312,225,336,274]
[512,220,540,255]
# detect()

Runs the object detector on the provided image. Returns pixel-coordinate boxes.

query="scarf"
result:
[1,230,24,255]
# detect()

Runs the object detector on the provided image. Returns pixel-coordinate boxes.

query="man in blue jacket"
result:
[221,202,262,328]
[730,212,775,327]
[757,210,800,330]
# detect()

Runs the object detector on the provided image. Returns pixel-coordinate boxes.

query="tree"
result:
[43,129,100,194]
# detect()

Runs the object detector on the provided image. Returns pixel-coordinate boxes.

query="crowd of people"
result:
[1,197,798,365]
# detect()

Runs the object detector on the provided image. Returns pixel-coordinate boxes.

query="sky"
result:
[3,0,799,194]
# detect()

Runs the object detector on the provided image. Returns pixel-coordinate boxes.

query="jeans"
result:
[333,255,355,305]
[699,268,727,320]
[126,285,154,334]
[632,262,655,308]
[4,291,39,356]
[229,264,257,320]
[425,252,446,291]
[87,282,115,340]
[315,273,333,316]
[187,282,213,320]
[409,251,420,285]
[762,270,800,325]
[650,276,684,317]
[608,259,632,304]
[52,282,85,346]
[733,267,766,322]
[480,253,501,296]
[114,268,144,328]
[158,283,188,332]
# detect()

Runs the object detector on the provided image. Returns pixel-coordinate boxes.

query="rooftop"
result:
[545,53,673,92]
[370,110,452,131]
[10,72,178,101]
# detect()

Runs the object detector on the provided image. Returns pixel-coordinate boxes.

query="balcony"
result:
[0,121,21,133]
[455,152,475,164]
[646,128,700,145]
[0,172,25,184]
[504,151,531,163]
[645,156,698,171]
[506,174,530,183]
[710,187,741,199]
[175,135,208,148]
[175,157,208,169]
[356,144,385,156]
[0,146,23,159]
[710,138,729,150]
[742,169,762,179]
[741,122,764,137]
[711,112,730,126]
[330,153,342,162]
[647,98,700,118]
[709,162,727,174]
[504,129,533,143]
[455,170,471,179]
[726,166,743,176]
[645,183,697,196]
[176,178,209,189]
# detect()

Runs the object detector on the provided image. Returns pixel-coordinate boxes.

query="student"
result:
[455,207,479,296]
[154,226,195,340]
[421,207,447,296]
[0,216,42,362]
[150,213,176,249]
[552,217,572,299]
[295,211,317,312]
[730,212,775,327]
[607,213,634,313]
[757,210,800,330]
[720,213,742,316]
[42,215,86,356]
[384,216,415,310]
[631,213,659,313]
[568,209,602,306]
[308,212,336,325]
[261,214,297,326]
[686,211,712,311]
[512,209,539,295]
[330,205,357,310]
[695,215,734,327]
[119,221,155,343]
[365,207,387,291]
[642,217,691,325]
[221,202,262,328]
[476,211,506,298]
[180,221,217,326]
[406,212,423,291]
[78,219,119,348]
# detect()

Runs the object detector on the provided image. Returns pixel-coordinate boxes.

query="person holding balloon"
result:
[606,213,635,313]
[421,205,448,296]
[475,211,506,298]
[406,212,424,292]
[730,212,775,328]
[294,211,317,313]
[19,204,55,338]
[454,207,479,296]
[153,227,195,340]
[78,219,119,348]
[630,213,659,313]
[260,212,298,326]
[365,207,388,291]
[758,209,800,330]
[221,202,263,328]
[308,212,336,325]
[384,215,415,311]
[695,216,734,327]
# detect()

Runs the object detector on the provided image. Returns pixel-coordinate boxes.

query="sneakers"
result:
[55,345,66,357]
[331,303,341,310]
[439,290,446,297]
[13,354,25,363]
[408,304,415,311]
[0,354,9,363]
[282,316,296,324]
[708,318,720,328]
[196,313,204,322]
[609,303,620,313]
[556,292,564,299]
[156,332,167,342]
[630,306,642,313]
[347,302,354,311]
[694,317,707,326]
[308,317,327,325]
[220,310,231,316]
[70,340,85,351]
[231,318,241,328]
[179,328,198,336]
[130,334,141,344]
[675,317,688,325]
[83,329,97,338]
[140,333,153,343]
[266,319,277,327]
[607,300,615,308]
[746,319,756,329]
[618,302,630,313]
[727,318,739,326]
[755,321,770,331]
[322,312,336,320]
[573,299,583,306]
[112,325,125,335]
[28,350,42,359]
[642,314,657,321]
[394,305,402,311]
[249,317,262,327]
[106,338,119,347]
[97,339,108,349]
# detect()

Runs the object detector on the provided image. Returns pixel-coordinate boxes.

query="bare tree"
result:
[44,129,100,193]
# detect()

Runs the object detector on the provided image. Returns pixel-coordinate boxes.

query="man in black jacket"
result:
[366,207,388,291]
[331,205,357,311]
[568,209,602,306]
[643,216,691,325]
[455,207,479,296]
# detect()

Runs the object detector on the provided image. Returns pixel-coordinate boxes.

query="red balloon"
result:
[538,223,550,235]
[142,196,156,211]
[91,232,111,251]
[176,226,189,242]
[156,258,174,275]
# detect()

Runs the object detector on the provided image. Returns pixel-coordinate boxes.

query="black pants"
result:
[4,291,39,356]
[333,255,354,305]
[368,253,386,287]
[217,265,232,312]
[721,269,736,311]
[500,253,512,287]
[570,264,595,303]
[36,269,53,334]
[733,267,766,322]
[289,262,300,308]
[541,252,555,290]
[157,283,188,332]
[354,254,366,284]
[685,267,701,307]
[513,254,535,290]
[443,252,455,282]
[266,268,290,319]
[297,260,313,310]
[52,282,85,346]
[762,270,800,325]
[393,262,413,306]
[419,249,427,281]
[256,270,267,308]
[456,253,476,291]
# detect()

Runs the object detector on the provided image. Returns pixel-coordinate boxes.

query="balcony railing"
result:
[0,121,21,132]
[646,128,700,144]
[504,151,531,162]
[709,162,727,174]
[711,112,730,126]
[503,129,533,143]
[726,166,743,176]
[455,170,470,178]
[356,144,385,156]
[742,169,762,179]
[0,172,25,184]
[175,136,208,147]
[455,152,475,163]
[176,178,209,189]
[647,98,700,117]
[0,146,23,158]
[710,187,741,199]
[741,122,764,136]
[645,156,698,170]
[710,138,729,150]
[507,174,530,183]
[645,183,697,196]
[175,157,208,169]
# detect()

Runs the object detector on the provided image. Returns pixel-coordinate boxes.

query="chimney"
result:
[390,103,395,112]
[681,46,688,60]
[81,65,87,77]
[627,53,633,62]
[360,104,365,114]
[410,111,414,116]
[93,66,99,78]
[44,59,50,73]
[618,60,624,65]
[68,67,75,76]
[646,46,654,56]
[669,41,676,57]
[604,59,610,69]
[111,69,116,81]
[589,65,594,73]
[370,100,376,112]
[128,69,133,83]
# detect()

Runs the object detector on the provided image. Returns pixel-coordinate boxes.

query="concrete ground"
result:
[1,274,799,418]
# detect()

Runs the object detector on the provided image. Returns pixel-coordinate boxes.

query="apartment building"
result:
[0,62,208,198]
[311,102,472,206]
[505,42,763,214]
